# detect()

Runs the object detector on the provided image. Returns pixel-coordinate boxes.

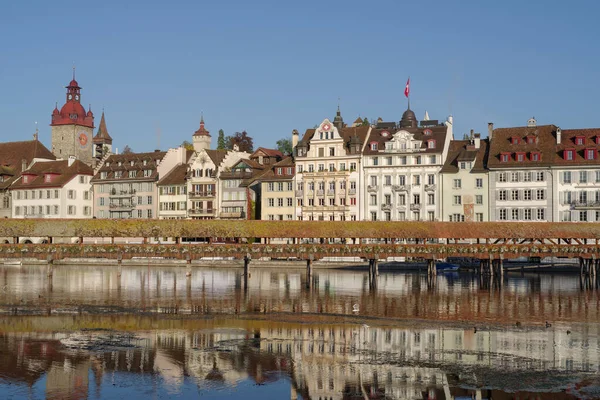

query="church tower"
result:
[50,73,94,166]
[93,111,113,161]
[192,115,211,152]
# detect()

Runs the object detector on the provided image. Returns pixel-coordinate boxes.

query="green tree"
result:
[181,141,194,151]
[362,117,370,126]
[122,145,133,154]
[276,138,293,155]
[217,129,226,149]
[229,131,254,153]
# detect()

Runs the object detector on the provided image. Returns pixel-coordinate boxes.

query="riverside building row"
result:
[2,76,600,224]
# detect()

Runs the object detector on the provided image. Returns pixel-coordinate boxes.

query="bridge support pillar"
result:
[499,255,504,278]
[306,254,314,288]
[244,253,251,278]
[117,252,123,266]
[369,258,379,289]
[46,255,53,277]
[186,254,192,277]
[427,259,436,276]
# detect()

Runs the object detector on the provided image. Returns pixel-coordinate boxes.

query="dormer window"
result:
[44,174,51,183]
[423,129,432,136]
[516,152,525,162]
[526,135,535,144]
[511,137,520,145]
[500,152,511,162]
[118,161,122,167]
[101,171,107,179]
[530,152,541,161]
[427,139,436,149]
[143,160,148,166]
[585,148,596,160]
[22,175,28,184]
[106,162,110,167]
[115,171,122,178]
[596,137,600,145]
[575,136,585,145]
[130,161,134,166]
[563,149,575,161]
[276,167,282,175]
[370,142,378,151]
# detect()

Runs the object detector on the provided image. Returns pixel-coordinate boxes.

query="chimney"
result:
[21,159,27,172]
[473,133,481,149]
[68,155,76,167]
[556,127,562,144]
[488,123,494,141]
[292,129,299,150]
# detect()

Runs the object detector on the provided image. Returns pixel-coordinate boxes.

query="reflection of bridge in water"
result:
[0,319,597,399]
[1,266,599,325]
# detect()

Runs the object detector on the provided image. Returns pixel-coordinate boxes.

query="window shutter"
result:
[559,192,564,205]
[518,208,523,220]
[518,190,523,201]
[574,173,579,184]
[573,211,579,222]
[495,190,499,201]
[518,172,522,182]
[559,173,564,184]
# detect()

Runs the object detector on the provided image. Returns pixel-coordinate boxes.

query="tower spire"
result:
[72,64,76,80]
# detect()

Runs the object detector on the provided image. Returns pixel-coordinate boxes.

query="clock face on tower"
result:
[78,132,89,148]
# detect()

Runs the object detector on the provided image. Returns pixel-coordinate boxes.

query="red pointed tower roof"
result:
[50,73,94,128]
[193,115,211,137]
[93,111,113,144]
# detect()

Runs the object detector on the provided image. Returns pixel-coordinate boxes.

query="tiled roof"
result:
[91,151,166,182]
[487,125,558,169]
[362,123,448,156]
[93,111,113,144]
[205,150,228,167]
[248,156,295,184]
[441,139,489,173]
[157,164,188,186]
[252,147,283,158]
[11,159,93,189]
[554,128,600,166]
[0,140,56,189]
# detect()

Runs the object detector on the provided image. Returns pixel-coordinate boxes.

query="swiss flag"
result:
[404,78,410,98]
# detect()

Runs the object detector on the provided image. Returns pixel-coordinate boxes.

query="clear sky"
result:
[1,0,599,153]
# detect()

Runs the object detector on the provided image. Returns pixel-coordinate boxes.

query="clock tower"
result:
[50,74,94,166]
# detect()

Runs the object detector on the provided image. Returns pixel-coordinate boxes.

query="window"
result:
[370,142,377,151]
[499,209,507,220]
[586,149,596,160]
[580,171,588,183]
[277,182,284,191]
[370,176,377,186]
[400,156,407,165]
[536,171,545,181]
[564,149,575,160]
[328,163,335,172]
[530,152,541,161]
[429,155,436,164]
[596,171,600,183]
[308,164,314,172]
[511,209,519,220]
[84,191,89,200]
[476,213,483,222]
[427,174,435,185]
[369,195,377,206]
[287,198,293,207]
[372,157,379,166]
[399,175,406,185]
[498,172,507,182]
[476,178,483,188]
[318,198,325,206]
[500,153,510,162]
[339,197,345,205]
[45,175,51,183]
[580,211,588,222]
[537,208,545,220]
[453,179,461,189]
[350,162,357,171]
[339,163,346,171]
[398,194,406,205]
[318,163,324,172]
[536,189,545,200]
[499,190,507,201]
[398,211,405,221]
[386,157,392,166]
[427,140,436,149]
[67,205,75,215]
[350,197,356,205]
[67,190,75,199]
[453,195,462,205]
[147,196,152,205]
[268,198,274,207]
[370,212,377,221]
[511,137,520,145]
[413,175,420,186]
[384,194,391,205]
[563,171,572,183]
[476,195,483,205]
[576,136,585,145]
[527,136,535,144]
[415,156,421,165]
[427,193,435,205]
[31,190,36,199]
[101,171,107,179]
[511,172,519,182]
[308,198,314,206]
[277,198,284,207]
[523,189,532,201]
[523,208,532,220]
[522,172,531,182]
[384,175,392,186]
[318,148,324,157]
[15,206,21,215]
[267,182,274,192]
[54,205,59,214]
[413,194,420,204]
[511,190,519,201]
[329,147,335,156]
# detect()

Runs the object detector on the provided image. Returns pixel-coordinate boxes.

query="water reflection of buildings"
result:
[0,322,597,399]
[2,266,599,324]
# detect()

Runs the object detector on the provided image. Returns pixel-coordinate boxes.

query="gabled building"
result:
[294,110,369,221]
[220,158,265,219]
[440,133,489,222]
[157,147,193,220]
[11,157,93,219]
[0,139,56,218]
[553,128,600,222]
[256,156,296,221]
[362,108,453,221]
[92,111,113,163]
[91,150,167,219]
[487,118,555,222]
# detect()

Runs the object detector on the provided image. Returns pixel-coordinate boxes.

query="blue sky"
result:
[1,0,598,153]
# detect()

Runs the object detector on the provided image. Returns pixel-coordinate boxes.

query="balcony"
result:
[392,185,408,192]
[412,183,421,189]
[188,208,215,216]
[570,200,600,209]
[425,184,436,192]
[348,188,356,195]
[381,203,392,211]
[367,185,378,192]
[327,189,335,196]
[410,203,421,211]
[316,190,324,196]
[220,211,244,219]
[109,189,136,198]
[338,189,346,196]
[295,190,303,197]
[109,203,135,210]
[189,191,215,199]
[303,205,349,212]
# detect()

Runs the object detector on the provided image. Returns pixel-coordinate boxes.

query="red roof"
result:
[50,78,94,128]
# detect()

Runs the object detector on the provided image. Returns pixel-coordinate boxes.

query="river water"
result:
[0,264,598,399]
